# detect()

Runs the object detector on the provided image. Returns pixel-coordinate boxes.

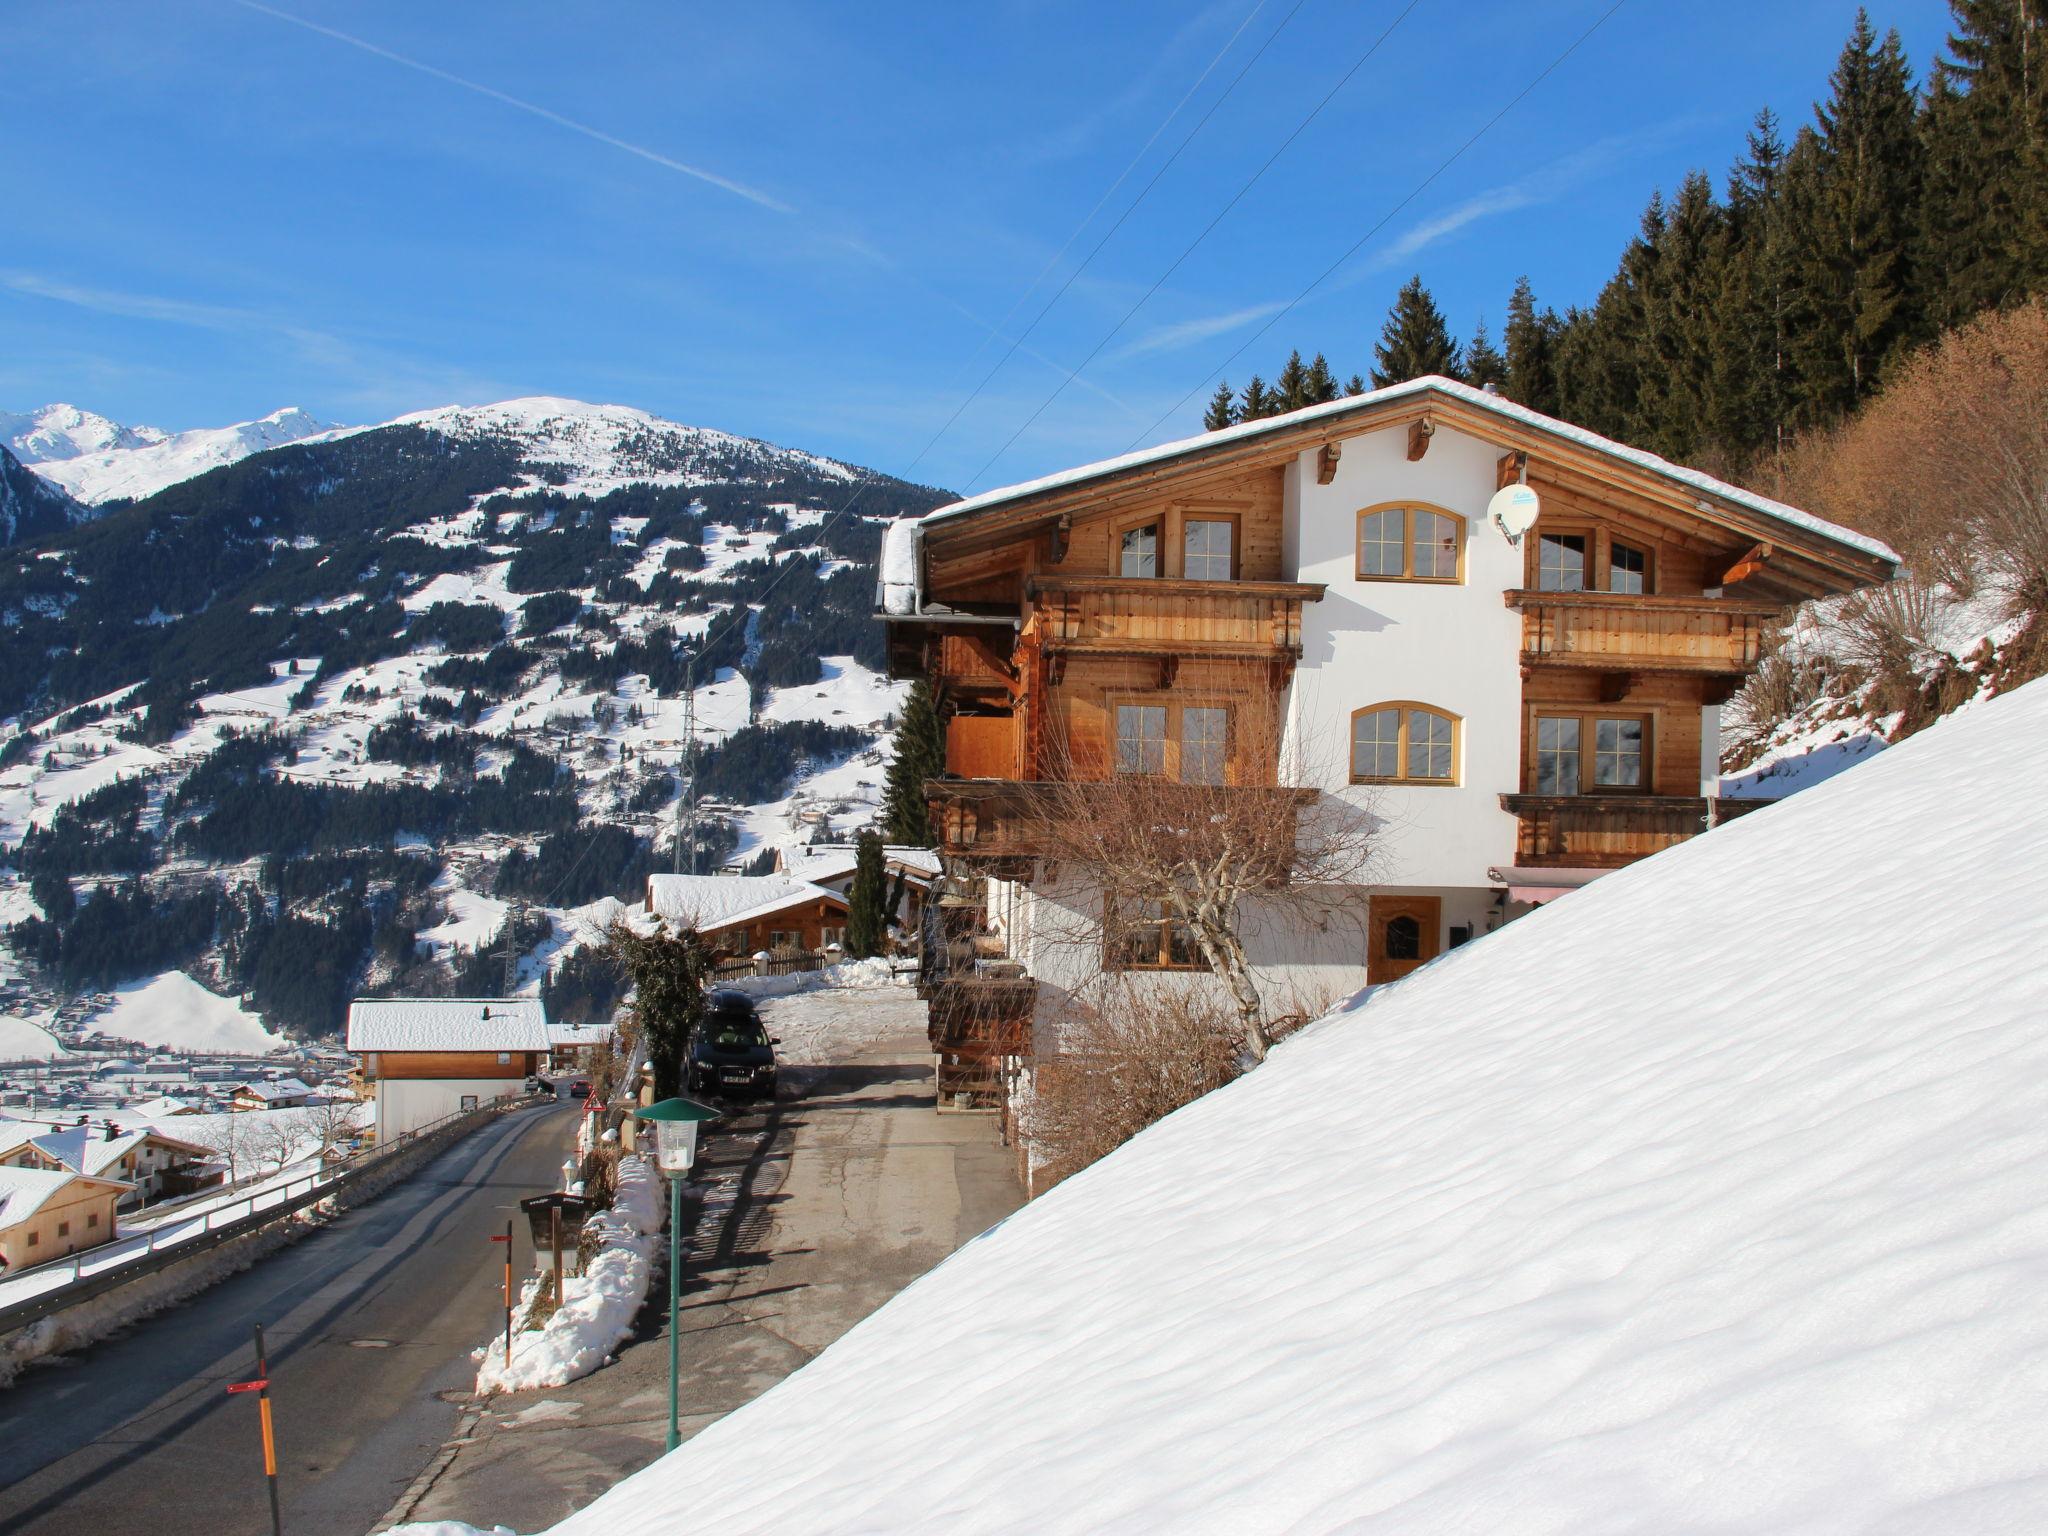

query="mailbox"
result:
[520,1192,596,1278]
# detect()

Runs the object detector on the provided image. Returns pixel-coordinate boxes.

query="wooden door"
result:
[1368,895,1441,984]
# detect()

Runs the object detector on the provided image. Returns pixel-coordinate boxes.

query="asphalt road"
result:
[0,1099,577,1536]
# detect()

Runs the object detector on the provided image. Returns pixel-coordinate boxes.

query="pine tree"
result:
[1502,275,1562,414]
[879,678,943,846]
[1239,375,1275,420]
[1203,380,1238,431]
[1305,352,1340,404]
[1712,109,1795,471]
[1927,0,2048,319]
[1787,10,1925,421]
[1637,171,1728,459]
[1371,275,1462,386]
[1345,374,1366,396]
[844,831,887,959]
[1462,317,1506,391]
[1276,349,1311,411]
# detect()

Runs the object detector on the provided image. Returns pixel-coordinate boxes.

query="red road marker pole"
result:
[491,1221,513,1366]
[226,1322,284,1536]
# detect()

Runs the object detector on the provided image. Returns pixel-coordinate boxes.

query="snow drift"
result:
[543,676,2048,1535]
[474,1154,664,1394]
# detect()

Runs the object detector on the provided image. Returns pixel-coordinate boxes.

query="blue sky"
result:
[3,0,1954,495]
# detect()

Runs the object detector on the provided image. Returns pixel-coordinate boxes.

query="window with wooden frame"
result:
[1530,711,1652,795]
[1118,520,1160,578]
[1355,503,1465,583]
[1349,703,1460,785]
[768,928,803,951]
[1113,699,1232,784]
[1530,523,1657,594]
[1181,515,1239,581]
[1105,898,1204,971]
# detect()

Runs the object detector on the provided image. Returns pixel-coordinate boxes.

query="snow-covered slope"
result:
[10,405,331,503]
[548,677,2048,1536]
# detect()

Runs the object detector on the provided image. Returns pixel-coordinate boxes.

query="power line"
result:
[963,0,1430,491]
[902,0,1306,473]
[1127,0,1634,450]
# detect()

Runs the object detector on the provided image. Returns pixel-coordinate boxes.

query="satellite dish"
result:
[1488,483,1540,545]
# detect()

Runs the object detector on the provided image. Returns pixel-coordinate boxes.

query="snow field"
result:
[92,972,282,1054]
[532,676,2048,1536]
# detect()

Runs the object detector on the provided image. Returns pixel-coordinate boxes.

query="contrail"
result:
[231,0,793,213]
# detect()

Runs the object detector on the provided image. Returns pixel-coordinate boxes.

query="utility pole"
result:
[499,902,524,994]
[672,659,699,876]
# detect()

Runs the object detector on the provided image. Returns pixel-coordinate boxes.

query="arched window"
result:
[1383,914,1422,960]
[1350,703,1460,786]
[1355,503,1466,583]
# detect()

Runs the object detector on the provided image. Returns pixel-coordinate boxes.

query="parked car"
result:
[569,1079,592,1099]
[687,990,780,1099]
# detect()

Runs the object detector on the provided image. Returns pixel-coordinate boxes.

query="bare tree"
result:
[196,1115,248,1186]
[1010,680,1377,1062]
[244,1114,303,1177]
[1028,985,1242,1186]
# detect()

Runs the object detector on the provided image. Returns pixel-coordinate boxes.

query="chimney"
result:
[103,1122,119,1141]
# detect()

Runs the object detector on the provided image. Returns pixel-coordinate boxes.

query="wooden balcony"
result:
[929,778,1311,864]
[924,975,1036,1055]
[1506,591,1782,677]
[1025,576,1324,662]
[1502,793,1772,868]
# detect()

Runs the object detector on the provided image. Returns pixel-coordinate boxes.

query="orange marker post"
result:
[491,1221,514,1365]
[226,1321,284,1536]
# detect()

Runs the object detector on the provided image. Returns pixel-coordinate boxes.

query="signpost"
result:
[638,1096,720,1452]
[490,1221,514,1366]
[225,1322,284,1536]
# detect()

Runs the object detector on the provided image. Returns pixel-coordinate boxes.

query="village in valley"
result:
[2,2,2045,1534]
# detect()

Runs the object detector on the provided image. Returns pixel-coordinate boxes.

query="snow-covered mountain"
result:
[531,676,2048,1536]
[5,403,331,504]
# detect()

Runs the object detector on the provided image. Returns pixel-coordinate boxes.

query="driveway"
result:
[396,986,1022,1533]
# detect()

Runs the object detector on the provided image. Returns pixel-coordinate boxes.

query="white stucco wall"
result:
[375,1079,516,1140]
[1283,422,1525,890]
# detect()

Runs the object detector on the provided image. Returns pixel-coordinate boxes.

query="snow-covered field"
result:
[502,676,2048,1536]
[92,972,282,1054]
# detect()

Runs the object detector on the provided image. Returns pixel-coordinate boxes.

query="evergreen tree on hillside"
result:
[1203,381,1238,431]
[1712,109,1796,472]
[1371,276,1462,386]
[1636,172,1728,459]
[1276,350,1311,412]
[1239,376,1276,420]
[1923,1,2048,322]
[844,831,887,960]
[1786,11,1924,420]
[1304,352,1340,404]
[1503,276,1562,415]
[1345,373,1367,396]
[880,678,943,846]
[1462,318,1506,391]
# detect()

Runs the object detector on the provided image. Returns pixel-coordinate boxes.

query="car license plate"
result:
[721,1070,748,1082]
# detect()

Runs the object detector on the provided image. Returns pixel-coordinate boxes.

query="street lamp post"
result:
[639,1095,720,1453]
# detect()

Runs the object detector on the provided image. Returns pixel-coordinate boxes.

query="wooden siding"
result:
[1041,654,1282,783]
[1025,576,1318,659]
[1510,591,1781,675]
[1041,466,1286,582]
[947,714,1019,779]
[1519,669,1712,798]
[366,1050,538,1080]
[704,895,850,957]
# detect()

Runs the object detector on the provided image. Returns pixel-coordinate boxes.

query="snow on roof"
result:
[778,846,942,886]
[645,874,846,932]
[547,1021,615,1048]
[0,1165,126,1229]
[550,676,2048,1536]
[923,375,1901,567]
[24,1124,203,1177]
[345,998,549,1054]
[232,1077,312,1100]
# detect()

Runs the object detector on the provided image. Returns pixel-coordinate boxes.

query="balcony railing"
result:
[1502,792,1772,868]
[1506,590,1782,675]
[1025,576,1325,660]
[928,778,1312,862]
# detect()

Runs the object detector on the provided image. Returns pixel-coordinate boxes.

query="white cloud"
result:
[1113,300,1288,361]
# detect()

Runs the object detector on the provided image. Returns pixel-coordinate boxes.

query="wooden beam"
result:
[1159,654,1179,688]
[1720,541,1773,586]
[1598,671,1637,704]
[1496,449,1528,491]
[1317,441,1342,485]
[1407,416,1435,462]
[1047,513,1072,565]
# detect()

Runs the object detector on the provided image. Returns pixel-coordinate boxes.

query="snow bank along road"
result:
[0,1098,576,1536]
[398,988,1023,1534]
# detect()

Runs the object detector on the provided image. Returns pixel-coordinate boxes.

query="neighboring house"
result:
[776,845,940,930]
[881,376,1897,1097]
[644,874,851,956]
[2,1124,217,1208]
[228,1078,313,1112]
[0,1166,129,1271]
[346,998,548,1139]
[127,1095,204,1118]
[547,1020,614,1074]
